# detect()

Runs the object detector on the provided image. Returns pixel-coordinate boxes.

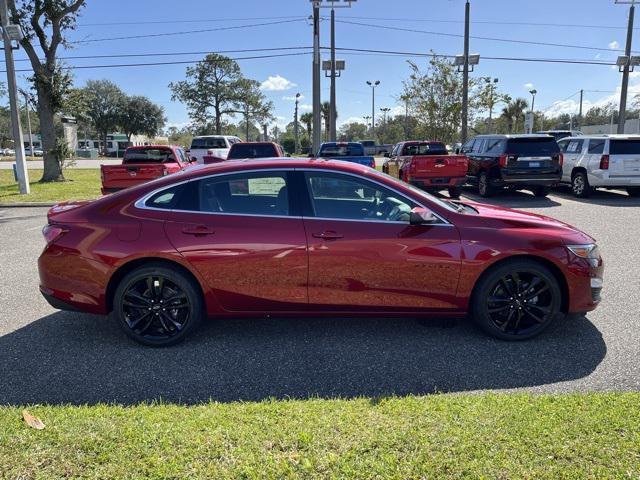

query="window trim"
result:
[134,167,453,226]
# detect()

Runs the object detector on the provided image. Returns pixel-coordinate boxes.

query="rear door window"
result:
[588,139,605,154]
[319,144,364,157]
[609,140,640,155]
[190,137,227,149]
[505,138,560,156]
[485,138,505,155]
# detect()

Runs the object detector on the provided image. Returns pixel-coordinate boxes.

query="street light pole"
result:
[529,89,537,134]
[0,0,29,194]
[617,1,635,134]
[312,1,321,152]
[461,0,471,143]
[486,77,498,133]
[294,92,301,153]
[21,89,33,158]
[329,7,337,141]
[366,80,380,139]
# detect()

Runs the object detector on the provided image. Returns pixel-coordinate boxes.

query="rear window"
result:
[403,143,448,156]
[609,140,640,155]
[190,137,227,149]
[505,138,559,156]
[124,148,175,164]
[319,144,364,157]
[228,144,277,159]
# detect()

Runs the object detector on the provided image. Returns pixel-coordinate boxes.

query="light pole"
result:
[486,77,498,133]
[529,89,537,133]
[363,115,371,132]
[366,80,380,139]
[0,0,29,194]
[461,0,471,143]
[615,0,636,134]
[294,93,301,153]
[20,88,33,158]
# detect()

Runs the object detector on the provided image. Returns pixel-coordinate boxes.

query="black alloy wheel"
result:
[478,172,494,198]
[472,260,562,340]
[114,264,203,346]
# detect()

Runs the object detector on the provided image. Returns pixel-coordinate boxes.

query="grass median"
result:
[1,393,639,478]
[0,169,101,204]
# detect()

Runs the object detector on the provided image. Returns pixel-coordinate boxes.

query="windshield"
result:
[610,140,640,155]
[369,168,459,214]
[228,144,277,159]
[319,144,364,157]
[506,138,560,155]
[191,137,227,149]
[123,148,175,164]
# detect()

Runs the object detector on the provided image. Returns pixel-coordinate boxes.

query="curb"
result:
[0,202,56,208]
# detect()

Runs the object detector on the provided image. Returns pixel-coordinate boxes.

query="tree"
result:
[119,95,165,142]
[500,98,529,133]
[169,54,249,134]
[11,0,86,182]
[338,122,368,142]
[83,80,125,154]
[300,112,313,140]
[234,79,273,140]
[320,101,337,141]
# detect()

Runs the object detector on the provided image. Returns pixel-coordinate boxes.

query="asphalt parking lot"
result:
[1,187,639,405]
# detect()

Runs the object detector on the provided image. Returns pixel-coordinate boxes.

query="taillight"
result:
[558,153,564,167]
[370,158,376,169]
[499,155,508,167]
[600,154,609,170]
[42,224,66,245]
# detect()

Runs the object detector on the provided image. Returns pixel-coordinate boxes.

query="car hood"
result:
[464,201,596,244]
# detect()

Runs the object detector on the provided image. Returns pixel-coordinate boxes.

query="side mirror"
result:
[190,156,198,163]
[455,147,461,155]
[409,207,437,225]
[384,152,391,158]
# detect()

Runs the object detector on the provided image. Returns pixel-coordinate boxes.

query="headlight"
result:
[566,244,601,266]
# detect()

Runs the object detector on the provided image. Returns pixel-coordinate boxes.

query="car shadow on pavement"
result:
[551,187,640,207]
[0,311,606,405]
[461,189,562,209]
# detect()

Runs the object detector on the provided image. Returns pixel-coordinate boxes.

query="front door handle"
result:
[182,225,215,236]
[312,231,344,240]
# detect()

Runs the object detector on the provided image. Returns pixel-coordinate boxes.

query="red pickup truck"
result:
[382,141,468,198]
[100,145,192,195]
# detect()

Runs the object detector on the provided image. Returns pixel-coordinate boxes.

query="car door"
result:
[301,170,462,312]
[462,138,479,179]
[162,170,308,312]
[387,144,402,178]
[560,138,584,183]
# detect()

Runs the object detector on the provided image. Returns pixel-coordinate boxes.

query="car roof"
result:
[126,144,177,150]
[472,134,553,139]
[231,141,277,146]
[192,135,239,139]
[574,134,640,139]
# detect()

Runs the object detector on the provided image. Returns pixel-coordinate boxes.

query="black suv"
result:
[462,134,562,197]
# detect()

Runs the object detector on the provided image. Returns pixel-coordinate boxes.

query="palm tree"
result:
[300,112,313,141]
[501,98,528,133]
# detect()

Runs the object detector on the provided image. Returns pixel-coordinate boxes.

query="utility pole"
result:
[294,92,301,153]
[529,89,537,134]
[1,0,29,194]
[21,90,33,158]
[461,0,470,143]
[366,80,380,139]
[380,107,390,126]
[618,1,635,134]
[578,89,584,130]
[312,1,321,152]
[329,7,337,141]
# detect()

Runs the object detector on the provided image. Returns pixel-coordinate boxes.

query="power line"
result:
[335,19,634,54]
[77,16,306,27]
[70,19,306,44]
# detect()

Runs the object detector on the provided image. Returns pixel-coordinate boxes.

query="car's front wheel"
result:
[113,263,204,346]
[471,259,562,340]
[571,171,591,198]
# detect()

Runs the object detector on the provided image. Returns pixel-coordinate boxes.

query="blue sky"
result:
[11,0,640,131]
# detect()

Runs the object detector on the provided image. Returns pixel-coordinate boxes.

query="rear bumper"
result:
[489,176,561,188]
[409,176,466,188]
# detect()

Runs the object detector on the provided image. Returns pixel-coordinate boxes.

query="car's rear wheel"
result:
[114,264,204,346]
[571,171,591,198]
[471,259,562,340]
[478,172,494,197]
[531,186,550,198]
[627,186,640,197]
[448,186,462,199]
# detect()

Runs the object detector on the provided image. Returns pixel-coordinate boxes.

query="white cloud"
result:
[299,103,312,111]
[260,75,296,91]
[339,116,366,127]
[524,82,534,90]
[609,40,620,50]
[282,94,304,101]
[595,53,602,60]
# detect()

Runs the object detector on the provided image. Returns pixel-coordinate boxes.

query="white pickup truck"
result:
[558,134,640,198]
[188,135,242,164]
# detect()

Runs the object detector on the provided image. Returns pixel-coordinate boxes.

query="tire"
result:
[470,259,562,341]
[113,263,204,347]
[448,186,462,199]
[627,186,640,197]
[478,172,494,198]
[531,186,550,198]
[571,171,591,198]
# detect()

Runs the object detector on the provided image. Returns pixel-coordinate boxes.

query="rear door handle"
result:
[312,231,344,240]
[182,225,215,236]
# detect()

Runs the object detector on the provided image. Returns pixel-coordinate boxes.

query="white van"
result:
[558,134,640,197]
[189,135,242,164]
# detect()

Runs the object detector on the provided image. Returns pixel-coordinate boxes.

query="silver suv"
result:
[558,134,640,198]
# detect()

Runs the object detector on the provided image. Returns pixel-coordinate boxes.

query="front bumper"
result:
[566,256,604,313]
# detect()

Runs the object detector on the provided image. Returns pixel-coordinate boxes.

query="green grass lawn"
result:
[1,393,639,479]
[0,169,101,203]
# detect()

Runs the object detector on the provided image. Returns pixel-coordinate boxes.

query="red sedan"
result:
[38,159,604,346]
